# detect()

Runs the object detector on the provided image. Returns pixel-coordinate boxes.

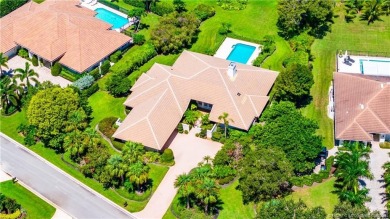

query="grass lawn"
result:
[218,180,255,219]
[301,3,390,148]
[0,180,55,219]
[88,91,126,128]
[287,177,338,216]
[0,110,26,144]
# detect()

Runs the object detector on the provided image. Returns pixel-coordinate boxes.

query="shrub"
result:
[283,50,309,68]
[112,139,125,151]
[100,60,111,75]
[18,48,29,59]
[105,73,131,97]
[253,35,276,67]
[212,131,222,142]
[379,141,390,149]
[184,130,188,134]
[0,209,21,219]
[161,148,174,163]
[0,0,28,17]
[142,151,160,163]
[151,2,174,16]
[89,68,100,80]
[289,33,315,52]
[217,0,248,10]
[177,123,183,134]
[81,83,99,98]
[218,175,235,185]
[123,0,144,8]
[60,70,82,82]
[51,62,62,76]
[72,75,95,90]
[110,50,122,63]
[31,55,38,66]
[199,128,207,138]
[110,44,156,76]
[132,33,146,45]
[98,117,118,138]
[194,4,215,21]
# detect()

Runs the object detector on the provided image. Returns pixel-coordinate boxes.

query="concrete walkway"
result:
[133,130,222,219]
[363,142,389,215]
[4,56,71,87]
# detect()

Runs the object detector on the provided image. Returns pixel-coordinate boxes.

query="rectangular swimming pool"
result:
[94,8,128,29]
[226,43,256,64]
[360,59,390,77]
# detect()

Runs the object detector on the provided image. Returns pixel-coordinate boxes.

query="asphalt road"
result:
[0,134,137,219]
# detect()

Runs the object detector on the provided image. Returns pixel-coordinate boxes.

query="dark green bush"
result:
[212,131,222,142]
[110,44,156,76]
[106,73,131,97]
[379,141,390,149]
[161,148,174,163]
[132,33,146,45]
[199,129,207,138]
[60,69,82,82]
[289,33,315,52]
[194,4,215,21]
[177,123,183,134]
[89,68,100,80]
[110,50,122,63]
[81,83,99,98]
[283,50,309,68]
[123,0,144,8]
[253,35,276,67]
[98,117,118,138]
[18,48,29,59]
[0,0,28,17]
[31,55,38,66]
[51,62,62,76]
[218,175,235,185]
[112,139,125,151]
[151,2,174,16]
[100,60,110,75]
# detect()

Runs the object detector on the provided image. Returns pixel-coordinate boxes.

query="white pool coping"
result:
[80,2,133,32]
[337,55,390,77]
[214,37,261,65]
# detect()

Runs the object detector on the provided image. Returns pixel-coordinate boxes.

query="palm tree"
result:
[203,155,212,164]
[360,0,384,25]
[0,77,20,111]
[123,142,145,164]
[218,112,234,138]
[84,127,100,147]
[106,154,127,185]
[338,188,370,206]
[196,178,219,214]
[174,173,194,209]
[66,110,87,132]
[64,131,86,159]
[14,62,39,88]
[127,161,149,191]
[0,53,8,75]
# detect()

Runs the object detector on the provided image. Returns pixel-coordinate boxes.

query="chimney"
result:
[227,62,237,79]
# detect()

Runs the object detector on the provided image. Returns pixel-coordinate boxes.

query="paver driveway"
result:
[363,142,389,215]
[4,56,71,87]
[133,130,222,219]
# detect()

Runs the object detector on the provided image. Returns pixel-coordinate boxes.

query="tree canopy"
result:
[238,147,293,203]
[27,87,86,144]
[250,101,323,173]
[274,64,314,107]
[257,199,326,219]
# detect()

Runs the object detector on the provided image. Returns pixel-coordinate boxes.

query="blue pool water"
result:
[226,43,256,64]
[359,59,390,76]
[94,8,128,29]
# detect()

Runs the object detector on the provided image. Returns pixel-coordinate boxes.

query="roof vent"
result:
[381,83,384,88]
[227,62,237,79]
[359,104,364,109]
[237,92,241,96]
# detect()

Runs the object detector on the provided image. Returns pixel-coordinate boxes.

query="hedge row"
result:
[150,2,174,16]
[379,141,390,149]
[290,156,335,187]
[81,83,99,98]
[98,0,128,14]
[60,69,82,82]
[110,44,157,76]
[253,36,276,67]
[0,0,28,18]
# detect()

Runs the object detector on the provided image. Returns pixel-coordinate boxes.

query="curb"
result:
[0,133,139,219]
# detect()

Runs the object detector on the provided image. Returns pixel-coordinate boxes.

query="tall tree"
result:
[238,147,293,203]
[174,173,194,209]
[106,154,127,185]
[360,0,385,24]
[257,199,326,219]
[127,161,149,191]
[344,0,365,22]
[127,8,146,32]
[122,141,145,164]
[0,52,8,75]
[218,112,233,138]
[14,62,39,88]
[250,101,323,173]
[274,64,314,108]
[63,130,87,160]
[0,77,20,112]
[333,202,382,218]
[196,177,219,214]
[173,0,186,13]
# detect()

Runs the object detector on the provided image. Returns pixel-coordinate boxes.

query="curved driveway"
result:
[0,134,136,219]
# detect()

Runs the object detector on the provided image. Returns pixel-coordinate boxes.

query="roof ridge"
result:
[354,121,374,140]
[366,108,390,132]
[216,68,247,129]
[186,51,212,68]
[131,73,154,90]
[248,95,259,115]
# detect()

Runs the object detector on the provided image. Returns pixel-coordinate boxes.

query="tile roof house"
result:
[0,0,131,73]
[113,51,278,150]
[333,72,390,143]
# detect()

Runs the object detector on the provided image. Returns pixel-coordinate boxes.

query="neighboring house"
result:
[113,50,278,151]
[0,0,131,74]
[333,72,390,145]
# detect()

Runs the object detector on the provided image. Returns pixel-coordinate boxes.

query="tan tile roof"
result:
[0,0,131,73]
[334,72,390,141]
[114,51,278,150]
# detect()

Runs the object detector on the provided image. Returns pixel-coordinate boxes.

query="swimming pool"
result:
[94,8,128,29]
[226,43,256,64]
[360,59,390,77]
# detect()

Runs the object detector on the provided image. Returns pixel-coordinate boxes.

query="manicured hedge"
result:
[161,149,174,164]
[151,2,174,16]
[110,44,157,76]
[81,83,99,98]
[379,141,390,149]
[31,55,38,66]
[101,60,110,75]
[110,50,122,63]
[123,0,144,8]
[0,0,28,18]
[111,138,125,151]
[72,75,95,90]
[253,35,276,67]
[51,62,62,76]
[60,69,82,82]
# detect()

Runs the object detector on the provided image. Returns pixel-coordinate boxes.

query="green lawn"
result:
[0,110,26,144]
[287,178,338,216]
[301,4,390,148]
[88,91,126,128]
[0,180,55,219]
[218,180,255,219]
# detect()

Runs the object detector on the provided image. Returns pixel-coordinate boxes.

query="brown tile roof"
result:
[113,51,278,150]
[334,72,390,141]
[0,0,131,73]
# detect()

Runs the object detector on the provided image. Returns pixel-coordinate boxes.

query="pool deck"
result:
[214,37,261,65]
[80,2,133,32]
[337,54,390,77]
